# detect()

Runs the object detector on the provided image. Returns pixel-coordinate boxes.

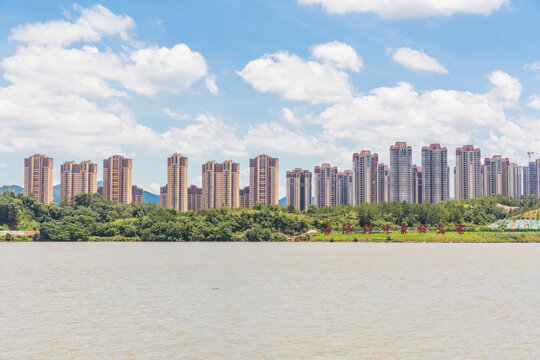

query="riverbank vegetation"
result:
[0,189,539,242]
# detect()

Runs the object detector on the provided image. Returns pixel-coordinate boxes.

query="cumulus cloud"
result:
[10,4,134,45]
[390,47,448,74]
[314,71,533,162]
[163,108,192,121]
[298,0,508,19]
[311,41,363,71]
[238,42,360,104]
[0,5,222,157]
[244,121,349,162]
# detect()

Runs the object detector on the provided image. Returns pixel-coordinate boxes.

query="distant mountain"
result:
[53,184,61,204]
[3,182,159,204]
[0,185,23,194]
[279,196,315,207]
[143,191,160,204]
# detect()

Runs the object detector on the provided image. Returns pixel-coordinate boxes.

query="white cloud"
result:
[315,71,531,162]
[163,108,192,121]
[524,61,540,70]
[9,4,135,46]
[0,5,223,158]
[390,47,448,74]
[244,121,350,164]
[281,108,303,127]
[527,94,540,109]
[238,43,360,104]
[311,41,363,72]
[143,183,162,195]
[298,0,508,19]
[156,113,247,159]
[205,74,219,95]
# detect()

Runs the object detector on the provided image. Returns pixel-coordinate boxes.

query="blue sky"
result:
[1,0,539,196]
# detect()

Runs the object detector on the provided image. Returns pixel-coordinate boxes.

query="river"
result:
[1,242,539,359]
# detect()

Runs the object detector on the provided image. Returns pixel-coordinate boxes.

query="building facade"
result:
[188,185,203,212]
[455,145,482,200]
[352,151,378,205]
[377,164,390,203]
[483,155,509,197]
[103,155,132,204]
[160,185,167,206]
[390,142,413,203]
[507,163,522,202]
[249,154,279,207]
[286,168,312,211]
[239,186,250,208]
[167,153,188,211]
[132,185,144,205]
[202,160,240,209]
[412,165,422,204]
[314,164,338,208]
[24,154,54,204]
[337,170,353,205]
[60,160,98,202]
[421,144,448,204]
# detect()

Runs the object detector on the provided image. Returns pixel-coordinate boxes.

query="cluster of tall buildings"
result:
[287,142,539,210]
[22,143,540,209]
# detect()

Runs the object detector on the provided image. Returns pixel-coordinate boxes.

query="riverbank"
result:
[310,231,540,243]
[3,232,540,242]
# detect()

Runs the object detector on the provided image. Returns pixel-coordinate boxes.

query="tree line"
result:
[0,188,538,241]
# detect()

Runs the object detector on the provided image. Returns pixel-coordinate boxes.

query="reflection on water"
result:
[1,243,539,359]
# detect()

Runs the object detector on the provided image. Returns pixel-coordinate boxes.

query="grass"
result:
[310,231,540,243]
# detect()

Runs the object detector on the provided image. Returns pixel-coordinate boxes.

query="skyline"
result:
[15,140,540,205]
[1,1,540,197]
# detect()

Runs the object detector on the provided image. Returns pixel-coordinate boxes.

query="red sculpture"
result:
[417,224,427,234]
[382,225,391,234]
[437,224,445,234]
[364,223,373,234]
[401,224,408,234]
[324,222,332,235]
[342,224,353,234]
[456,224,465,234]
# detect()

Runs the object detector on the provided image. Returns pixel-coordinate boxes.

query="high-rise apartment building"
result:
[202,160,240,209]
[455,145,482,200]
[160,185,167,206]
[412,165,422,204]
[166,153,188,211]
[249,154,279,207]
[421,144,448,204]
[314,164,338,208]
[60,160,97,202]
[337,170,353,205]
[507,163,522,202]
[286,168,312,211]
[132,185,144,205]
[24,154,54,204]
[188,185,203,212]
[103,155,132,204]
[534,159,540,197]
[352,151,378,205]
[239,186,250,208]
[483,155,509,197]
[377,164,390,203]
[390,142,413,203]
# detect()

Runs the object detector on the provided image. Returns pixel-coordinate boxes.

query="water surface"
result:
[1,243,539,359]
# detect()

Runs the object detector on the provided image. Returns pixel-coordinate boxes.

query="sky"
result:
[1,0,540,197]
